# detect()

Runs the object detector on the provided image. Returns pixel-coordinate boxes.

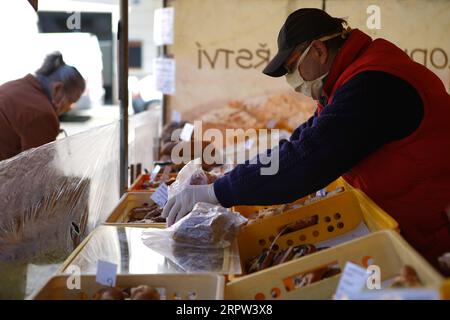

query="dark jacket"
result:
[213,70,423,206]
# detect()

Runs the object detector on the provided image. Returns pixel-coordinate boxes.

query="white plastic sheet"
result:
[0,122,120,299]
[129,107,162,173]
[142,203,246,274]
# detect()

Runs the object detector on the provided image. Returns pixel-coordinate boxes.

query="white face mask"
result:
[285,43,328,99]
[285,31,344,99]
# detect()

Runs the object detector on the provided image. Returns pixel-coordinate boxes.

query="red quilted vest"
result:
[319,29,450,273]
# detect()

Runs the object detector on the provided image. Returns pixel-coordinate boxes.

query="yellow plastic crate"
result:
[441,279,450,300]
[104,192,166,227]
[31,274,224,300]
[235,188,398,277]
[234,177,351,217]
[225,230,444,300]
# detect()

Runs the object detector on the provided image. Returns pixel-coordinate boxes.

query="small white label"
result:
[334,262,368,300]
[96,260,117,287]
[150,165,162,182]
[151,183,169,207]
[171,111,181,123]
[180,123,194,142]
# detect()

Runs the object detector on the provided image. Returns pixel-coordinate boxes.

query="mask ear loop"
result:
[286,26,352,75]
[317,31,345,42]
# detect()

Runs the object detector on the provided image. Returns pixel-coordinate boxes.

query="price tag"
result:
[150,165,162,182]
[151,183,169,207]
[96,260,117,287]
[180,123,194,141]
[171,111,181,123]
[334,262,368,300]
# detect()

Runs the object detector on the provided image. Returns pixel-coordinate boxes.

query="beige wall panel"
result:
[168,0,322,118]
[326,0,450,91]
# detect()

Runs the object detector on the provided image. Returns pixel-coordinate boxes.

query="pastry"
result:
[390,265,422,288]
[161,121,187,144]
[130,285,160,300]
[246,243,319,274]
[127,203,164,223]
[93,287,125,300]
[438,252,450,275]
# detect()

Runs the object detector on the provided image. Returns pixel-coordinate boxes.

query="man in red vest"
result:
[163,8,450,275]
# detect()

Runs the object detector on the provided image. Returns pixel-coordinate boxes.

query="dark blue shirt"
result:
[214,71,424,207]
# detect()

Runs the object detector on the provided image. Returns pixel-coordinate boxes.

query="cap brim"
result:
[262,48,293,77]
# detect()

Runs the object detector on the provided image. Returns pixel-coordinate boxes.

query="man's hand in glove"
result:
[162,184,219,226]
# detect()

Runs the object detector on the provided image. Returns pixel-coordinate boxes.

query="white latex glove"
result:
[162,184,219,226]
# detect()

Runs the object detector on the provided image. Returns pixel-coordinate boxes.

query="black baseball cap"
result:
[263,8,345,77]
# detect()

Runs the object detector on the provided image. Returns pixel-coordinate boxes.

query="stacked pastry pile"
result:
[127,203,165,223]
[196,92,316,132]
[245,216,323,274]
[245,186,345,225]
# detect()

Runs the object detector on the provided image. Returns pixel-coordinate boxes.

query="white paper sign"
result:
[151,183,168,207]
[153,7,174,46]
[171,110,181,123]
[180,123,194,141]
[153,58,176,95]
[96,260,117,287]
[150,165,162,182]
[334,262,369,300]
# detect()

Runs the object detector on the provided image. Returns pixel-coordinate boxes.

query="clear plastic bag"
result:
[168,158,232,199]
[167,158,203,199]
[0,123,120,299]
[142,203,247,273]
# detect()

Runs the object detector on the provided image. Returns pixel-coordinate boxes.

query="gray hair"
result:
[36,52,86,94]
